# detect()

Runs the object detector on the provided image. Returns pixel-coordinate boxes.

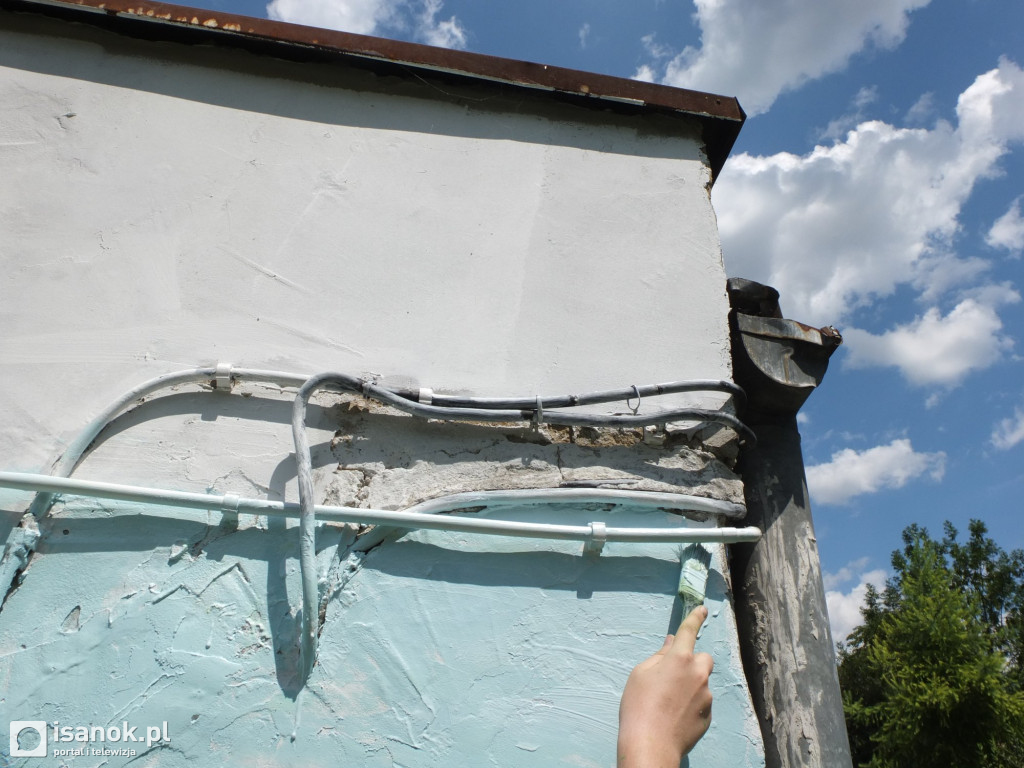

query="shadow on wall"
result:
[23,511,315,698]
[12,501,727,700]
[358,535,731,639]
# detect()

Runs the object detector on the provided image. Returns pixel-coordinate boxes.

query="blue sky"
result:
[190,0,1022,643]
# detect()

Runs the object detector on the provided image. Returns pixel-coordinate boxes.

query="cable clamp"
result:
[215,362,233,392]
[219,492,240,529]
[418,387,434,405]
[533,396,544,427]
[585,521,607,555]
[626,385,641,415]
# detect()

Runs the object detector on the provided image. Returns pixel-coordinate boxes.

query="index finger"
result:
[672,605,708,655]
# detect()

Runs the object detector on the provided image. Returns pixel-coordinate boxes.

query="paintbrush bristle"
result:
[678,543,712,615]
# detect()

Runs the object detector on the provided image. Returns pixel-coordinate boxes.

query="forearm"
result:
[617,736,683,767]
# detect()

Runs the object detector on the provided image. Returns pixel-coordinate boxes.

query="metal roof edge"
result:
[0,0,746,180]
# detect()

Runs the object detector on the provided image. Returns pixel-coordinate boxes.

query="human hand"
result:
[617,605,713,767]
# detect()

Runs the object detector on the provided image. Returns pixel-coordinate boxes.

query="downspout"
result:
[726,278,852,768]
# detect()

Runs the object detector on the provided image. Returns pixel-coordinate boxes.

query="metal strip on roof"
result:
[0,0,745,179]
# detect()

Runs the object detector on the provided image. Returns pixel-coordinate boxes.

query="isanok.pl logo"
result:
[9,722,46,758]
[9,720,170,758]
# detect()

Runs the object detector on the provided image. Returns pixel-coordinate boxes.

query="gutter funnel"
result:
[727,278,842,421]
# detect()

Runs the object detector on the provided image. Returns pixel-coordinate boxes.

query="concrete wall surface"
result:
[0,9,763,766]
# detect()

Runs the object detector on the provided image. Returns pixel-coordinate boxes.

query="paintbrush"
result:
[678,543,712,616]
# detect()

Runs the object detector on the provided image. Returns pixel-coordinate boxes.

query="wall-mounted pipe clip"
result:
[220,491,240,527]
[215,362,233,392]
[626,385,641,415]
[585,521,607,554]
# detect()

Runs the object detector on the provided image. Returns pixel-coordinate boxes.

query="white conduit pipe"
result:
[28,366,310,519]
[9,364,754,688]
[4,472,760,682]
[0,472,759,544]
[27,364,749,520]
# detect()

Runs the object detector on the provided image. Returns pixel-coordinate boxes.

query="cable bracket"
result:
[585,521,607,555]
[215,362,233,392]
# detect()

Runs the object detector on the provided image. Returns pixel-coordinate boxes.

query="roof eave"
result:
[0,0,746,180]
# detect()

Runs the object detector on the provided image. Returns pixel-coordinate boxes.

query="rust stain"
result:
[31,0,744,120]
[13,0,746,178]
[819,325,843,348]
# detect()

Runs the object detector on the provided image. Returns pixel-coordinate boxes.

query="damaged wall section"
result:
[316,395,745,511]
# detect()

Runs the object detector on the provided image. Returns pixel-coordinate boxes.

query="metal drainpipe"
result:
[726,278,853,768]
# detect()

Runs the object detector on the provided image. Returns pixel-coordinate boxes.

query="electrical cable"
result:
[2,363,756,689]
[290,371,754,681]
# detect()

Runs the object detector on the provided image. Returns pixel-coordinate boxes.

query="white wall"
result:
[1,17,731,475]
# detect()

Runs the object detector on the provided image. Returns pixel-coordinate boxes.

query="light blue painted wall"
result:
[0,500,763,766]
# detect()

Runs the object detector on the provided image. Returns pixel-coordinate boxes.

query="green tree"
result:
[838,521,1024,768]
[942,520,1024,694]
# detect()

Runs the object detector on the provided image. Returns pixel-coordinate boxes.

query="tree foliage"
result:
[837,520,1024,768]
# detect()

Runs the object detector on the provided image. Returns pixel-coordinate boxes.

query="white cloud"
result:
[843,295,1018,386]
[578,22,591,49]
[825,566,888,645]
[987,197,1024,254]
[853,85,879,110]
[822,556,870,591]
[911,254,992,303]
[962,281,1023,307]
[632,65,657,84]
[905,92,936,125]
[640,32,674,61]
[992,407,1024,450]
[418,0,467,49]
[267,0,391,35]
[716,59,1024,326]
[266,0,467,49]
[806,438,946,505]
[819,86,879,142]
[958,59,1024,146]
[642,0,930,115]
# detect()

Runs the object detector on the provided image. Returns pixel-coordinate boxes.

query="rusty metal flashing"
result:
[0,0,745,181]
[727,278,842,420]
